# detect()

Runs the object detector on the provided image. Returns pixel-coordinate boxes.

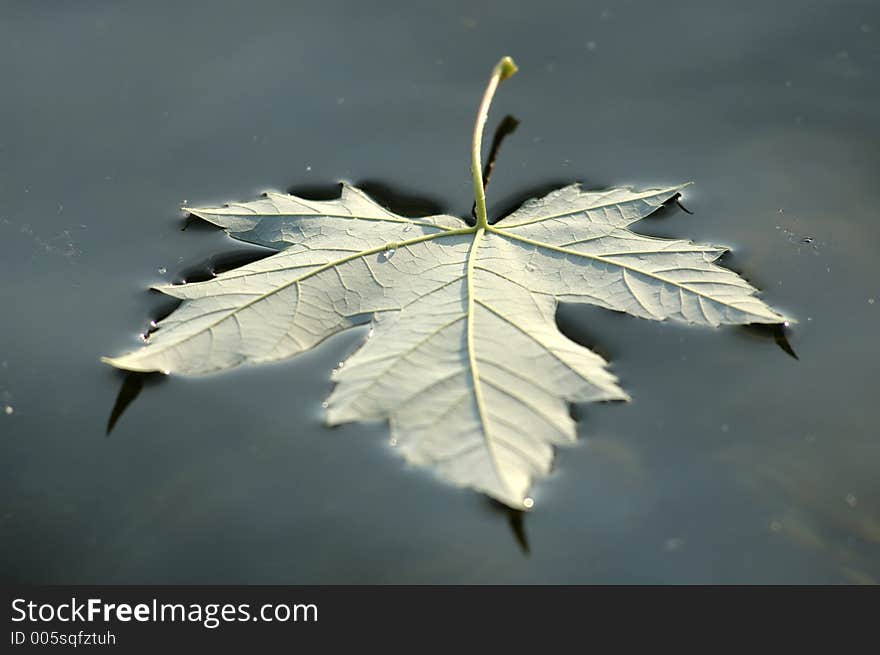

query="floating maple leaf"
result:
[104,57,790,508]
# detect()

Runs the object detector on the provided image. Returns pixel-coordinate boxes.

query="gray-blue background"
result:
[1,0,878,583]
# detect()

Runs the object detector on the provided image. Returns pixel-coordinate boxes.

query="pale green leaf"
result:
[104,183,789,508]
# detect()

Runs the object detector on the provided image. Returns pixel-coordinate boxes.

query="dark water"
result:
[2,0,878,583]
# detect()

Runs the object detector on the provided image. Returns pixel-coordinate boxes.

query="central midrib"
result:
[464,227,512,499]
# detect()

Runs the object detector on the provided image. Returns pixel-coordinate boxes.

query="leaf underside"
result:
[104,183,789,508]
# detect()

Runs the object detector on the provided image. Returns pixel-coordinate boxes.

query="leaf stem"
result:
[472,56,518,230]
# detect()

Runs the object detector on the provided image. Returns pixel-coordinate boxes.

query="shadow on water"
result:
[739,323,799,360]
[180,213,224,233]
[282,182,348,201]
[173,248,274,285]
[673,195,693,214]
[353,181,447,217]
[284,180,448,218]
[472,114,521,222]
[106,371,167,435]
[485,499,531,556]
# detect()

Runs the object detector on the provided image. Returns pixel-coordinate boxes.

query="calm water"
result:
[1,0,878,583]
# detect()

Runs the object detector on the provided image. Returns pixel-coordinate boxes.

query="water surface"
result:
[1,0,878,583]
